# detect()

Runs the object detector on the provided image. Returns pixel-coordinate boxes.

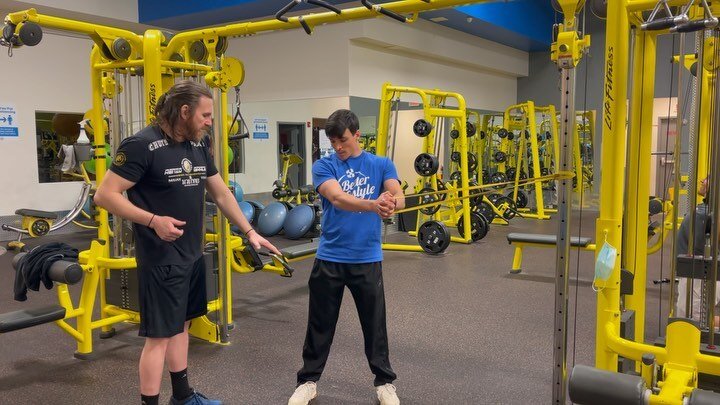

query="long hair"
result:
[153,80,212,135]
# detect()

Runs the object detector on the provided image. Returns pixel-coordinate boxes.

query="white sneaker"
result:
[288,382,317,405]
[376,383,400,405]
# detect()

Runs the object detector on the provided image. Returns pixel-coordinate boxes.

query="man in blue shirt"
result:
[288,109,404,405]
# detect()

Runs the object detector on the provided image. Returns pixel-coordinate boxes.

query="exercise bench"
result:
[507,232,596,274]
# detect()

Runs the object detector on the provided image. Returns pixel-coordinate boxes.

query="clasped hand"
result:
[374,191,396,219]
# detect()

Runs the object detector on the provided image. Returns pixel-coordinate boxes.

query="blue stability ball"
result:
[257,202,288,236]
[231,201,256,234]
[283,204,315,240]
[229,180,243,202]
[238,201,255,223]
[247,201,265,225]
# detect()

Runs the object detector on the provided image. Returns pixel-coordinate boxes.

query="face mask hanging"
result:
[593,234,617,292]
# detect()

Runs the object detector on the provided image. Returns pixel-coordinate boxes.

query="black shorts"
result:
[137,256,208,338]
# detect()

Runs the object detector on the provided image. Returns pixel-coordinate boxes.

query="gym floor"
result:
[0,209,673,404]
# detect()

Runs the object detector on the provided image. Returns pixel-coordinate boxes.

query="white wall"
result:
[0,0,139,24]
[229,97,349,194]
[0,30,93,216]
[225,23,353,102]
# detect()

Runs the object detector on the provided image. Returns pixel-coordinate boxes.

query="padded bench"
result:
[507,232,595,274]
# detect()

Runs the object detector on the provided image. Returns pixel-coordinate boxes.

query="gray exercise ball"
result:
[257,202,288,236]
[283,204,315,240]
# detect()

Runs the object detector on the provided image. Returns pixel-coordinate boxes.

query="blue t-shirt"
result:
[313,151,399,263]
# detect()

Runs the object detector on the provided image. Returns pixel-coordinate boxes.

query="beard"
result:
[181,119,210,142]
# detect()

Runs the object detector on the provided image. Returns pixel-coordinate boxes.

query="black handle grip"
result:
[228,132,249,141]
[673,18,718,33]
[275,0,299,22]
[360,0,406,23]
[299,17,312,35]
[307,0,342,14]
[642,16,677,31]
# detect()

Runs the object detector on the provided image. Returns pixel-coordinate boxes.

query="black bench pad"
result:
[0,305,66,333]
[507,233,592,247]
[15,209,58,219]
[281,241,319,259]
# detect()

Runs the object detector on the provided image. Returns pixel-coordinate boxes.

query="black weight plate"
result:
[466,122,476,137]
[436,181,448,201]
[494,196,517,220]
[451,151,461,162]
[513,190,528,208]
[413,119,433,137]
[490,172,506,189]
[417,220,450,255]
[474,200,496,222]
[450,171,462,182]
[418,187,441,215]
[467,153,478,172]
[493,151,506,163]
[507,132,515,141]
[457,212,488,242]
[450,129,460,139]
[497,128,508,138]
[414,153,439,176]
[506,168,516,180]
[480,130,486,139]
[488,193,503,204]
[18,21,42,46]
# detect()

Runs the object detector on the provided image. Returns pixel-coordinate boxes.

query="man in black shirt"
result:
[95,80,280,405]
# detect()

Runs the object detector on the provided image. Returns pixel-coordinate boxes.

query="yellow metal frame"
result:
[3,0,490,355]
[376,82,474,249]
[588,1,720,403]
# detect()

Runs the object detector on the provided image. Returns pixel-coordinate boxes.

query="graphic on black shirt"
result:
[109,125,218,266]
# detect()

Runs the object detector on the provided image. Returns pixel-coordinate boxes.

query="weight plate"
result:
[474,200,496,222]
[413,119,433,137]
[417,220,450,255]
[450,129,460,139]
[450,171,462,182]
[513,190,528,208]
[494,196,517,220]
[451,151,461,162]
[418,187,441,215]
[466,122,476,137]
[493,151,506,163]
[457,212,489,242]
[497,128,508,138]
[467,153,478,173]
[414,153,439,176]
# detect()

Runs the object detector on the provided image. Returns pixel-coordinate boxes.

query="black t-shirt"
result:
[109,125,218,266]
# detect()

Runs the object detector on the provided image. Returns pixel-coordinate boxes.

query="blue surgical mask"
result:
[593,241,617,291]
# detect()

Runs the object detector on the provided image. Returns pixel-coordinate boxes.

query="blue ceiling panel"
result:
[138,0,556,52]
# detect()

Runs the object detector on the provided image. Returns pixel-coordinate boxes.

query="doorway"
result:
[311,118,327,163]
[654,117,677,198]
[278,122,306,188]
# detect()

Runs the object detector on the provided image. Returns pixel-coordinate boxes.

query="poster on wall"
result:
[252,117,269,140]
[318,129,335,158]
[0,104,18,138]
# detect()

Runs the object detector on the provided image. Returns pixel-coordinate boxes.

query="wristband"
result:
[246,228,256,236]
[147,214,156,227]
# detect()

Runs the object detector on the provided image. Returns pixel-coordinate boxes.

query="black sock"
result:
[170,368,193,400]
[141,394,159,405]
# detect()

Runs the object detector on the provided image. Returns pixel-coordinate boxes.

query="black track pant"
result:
[297,259,396,386]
